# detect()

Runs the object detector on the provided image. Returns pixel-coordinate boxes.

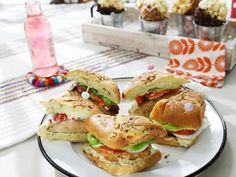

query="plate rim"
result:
[37,99,227,177]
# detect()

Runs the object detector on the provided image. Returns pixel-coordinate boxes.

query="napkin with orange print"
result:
[166,37,226,88]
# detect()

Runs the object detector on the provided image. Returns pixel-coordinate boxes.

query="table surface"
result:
[0,2,236,177]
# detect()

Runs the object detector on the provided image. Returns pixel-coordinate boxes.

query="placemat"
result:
[0,49,147,149]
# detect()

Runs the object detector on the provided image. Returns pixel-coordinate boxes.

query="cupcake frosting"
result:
[198,0,227,21]
[173,0,194,15]
[140,0,169,21]
[99,0,124,11]
[136,0,145,9]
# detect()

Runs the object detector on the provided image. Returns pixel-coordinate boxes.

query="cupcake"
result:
[139,0,169,34]
[194,0,227,27]
[173,0,199,37]
[91,0,125,27]
[194,0,228,41]
[173,0,199,16]
[97,0,124,15]
[136,0,145,9]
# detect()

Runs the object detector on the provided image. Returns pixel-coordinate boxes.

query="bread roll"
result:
[123,71,189,100]
[66,69,120,104]
[82,143,162,176]
[86,114,167,149]
[150,89,205,129]
[38,128,87,142]
[41,95,102,120]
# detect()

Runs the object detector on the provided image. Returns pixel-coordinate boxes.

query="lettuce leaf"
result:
[123,139,155,153]
[163,123,196,132]
[87,133,103,147]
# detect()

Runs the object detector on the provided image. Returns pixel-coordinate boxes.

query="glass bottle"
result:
[231,0,236,18]
[24,0,58,77]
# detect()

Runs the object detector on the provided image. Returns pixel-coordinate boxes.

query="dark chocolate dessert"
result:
[97,4,124,15]
[194,7,225,27]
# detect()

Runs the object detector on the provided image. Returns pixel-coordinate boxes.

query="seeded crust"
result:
[86,114,167,149]
[150,89,206,129]
[82,143,162,176]
[66,69,120,104]
[41,95,102,120]
[122,71,189,100]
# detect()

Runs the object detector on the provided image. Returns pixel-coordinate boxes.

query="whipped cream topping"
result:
[173,0,193,15]
[199,0,227,21]
[140,0,169,20]
[136,0,145,9]
[99,0,124,11]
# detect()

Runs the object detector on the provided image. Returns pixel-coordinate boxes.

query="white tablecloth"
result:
[0,2,235,177]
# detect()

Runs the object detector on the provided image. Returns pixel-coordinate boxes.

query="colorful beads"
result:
[26,65,68,87]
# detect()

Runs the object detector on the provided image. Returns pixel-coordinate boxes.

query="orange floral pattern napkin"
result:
[166,37,226,88]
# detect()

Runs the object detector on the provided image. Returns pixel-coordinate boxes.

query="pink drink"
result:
[24,1,58,77]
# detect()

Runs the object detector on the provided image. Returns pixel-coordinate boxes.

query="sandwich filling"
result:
[87,133,156,159]
[45,113,88,134]
[161,118,209,140]
[71,82,119,115]
[135,88,181,106]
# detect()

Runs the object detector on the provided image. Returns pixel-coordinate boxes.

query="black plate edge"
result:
[38,115,78,177]
[186,99,227,177]
[37,99,227,177]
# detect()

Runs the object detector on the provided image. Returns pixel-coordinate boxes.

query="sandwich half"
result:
[82,114,167,176]
[66,69,120,115]
[37,95,102,142]
[123,71,189,117]
[150,89,208,147]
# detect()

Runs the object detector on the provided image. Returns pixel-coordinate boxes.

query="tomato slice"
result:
[99,146,124,153]
[90,93,105,106]
[173,129,195,135]
[146,89,180,100]
[53,113,68,122]
[77,84,86,92]
[146,90,171,100]
[135,96,144,106]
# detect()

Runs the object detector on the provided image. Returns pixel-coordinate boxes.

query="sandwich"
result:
[37,95,102,142]
[122,71,189,117]
[82,114,167,176]
[66,69,120,115]
[150,89,208,147]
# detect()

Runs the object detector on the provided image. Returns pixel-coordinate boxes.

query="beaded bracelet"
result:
[26,65,69,87]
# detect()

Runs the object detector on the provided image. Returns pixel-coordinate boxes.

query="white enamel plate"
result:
[38,80,226,177]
